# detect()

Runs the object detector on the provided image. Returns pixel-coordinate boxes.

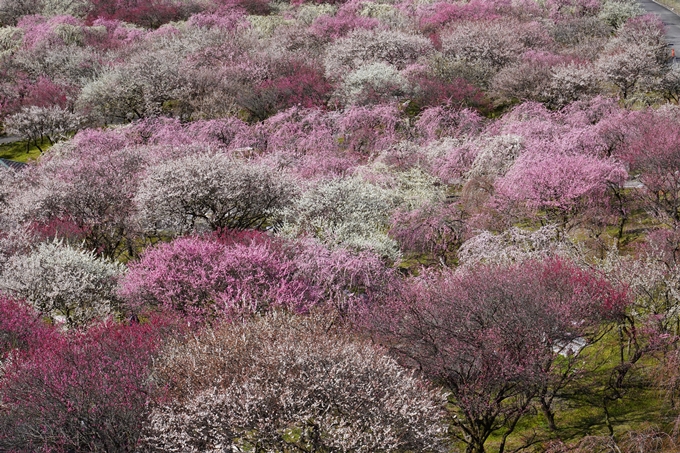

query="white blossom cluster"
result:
[141,314,449,453]
[0,240,125,327]
[465,134,523,180]
[4,105,83,146]
[458,224,582,267]
[282,176,400,259]
[598,244,680,335]
[324,29,434,76]
[135,153,296,235]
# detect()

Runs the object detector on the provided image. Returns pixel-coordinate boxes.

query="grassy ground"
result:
[0,139,50,163]
[472,331,677,453]
[657,0,680,13]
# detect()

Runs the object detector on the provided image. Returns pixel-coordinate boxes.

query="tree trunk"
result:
[540,399,558,431]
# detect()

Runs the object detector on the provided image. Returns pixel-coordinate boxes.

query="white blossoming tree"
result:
[4,105,83,152]
[283,176,400,259]
[0,240,125,327]
[135,153,296,236]
[140,314,449,453]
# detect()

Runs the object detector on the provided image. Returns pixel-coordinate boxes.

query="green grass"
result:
[0,138,50,163]
[657,0,680,14]
[468,331,677,453]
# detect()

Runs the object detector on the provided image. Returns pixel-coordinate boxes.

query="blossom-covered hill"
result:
[1,0,680,451]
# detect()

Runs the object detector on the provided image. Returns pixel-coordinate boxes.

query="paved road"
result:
[639,0,680,48]
[0,136,20,145]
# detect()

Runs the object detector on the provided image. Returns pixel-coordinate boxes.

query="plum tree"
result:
[135,153,296,236]
[0,240,125,327]
[120,232,395,321]
[367,258,627,452]
[493,151,627,231]
[119,235,313,321]
[0,318,175,453]
[4,105,82,151]
[140,313,449,453]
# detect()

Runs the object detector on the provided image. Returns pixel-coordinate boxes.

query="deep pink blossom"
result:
[0,318,177,452]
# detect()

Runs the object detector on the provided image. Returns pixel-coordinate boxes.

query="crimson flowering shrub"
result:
[123,116,255,150]
[258,107,337,154]
[258,105,418,177]
[242,59,331,119]
[17,75,73,110]
[0,318,179,453]
[0,295,55,360]
[85,18,147,49]
[255,108,361,177]
[16,14,83,49]
[185,117,255,149]
[406,67,488,112]
[489,98,634,158]
[185,10,247,30]
[86,0,186,28]
[441,100,636,233]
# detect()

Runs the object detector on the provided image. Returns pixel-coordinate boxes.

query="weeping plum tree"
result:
[367,258,627,453]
